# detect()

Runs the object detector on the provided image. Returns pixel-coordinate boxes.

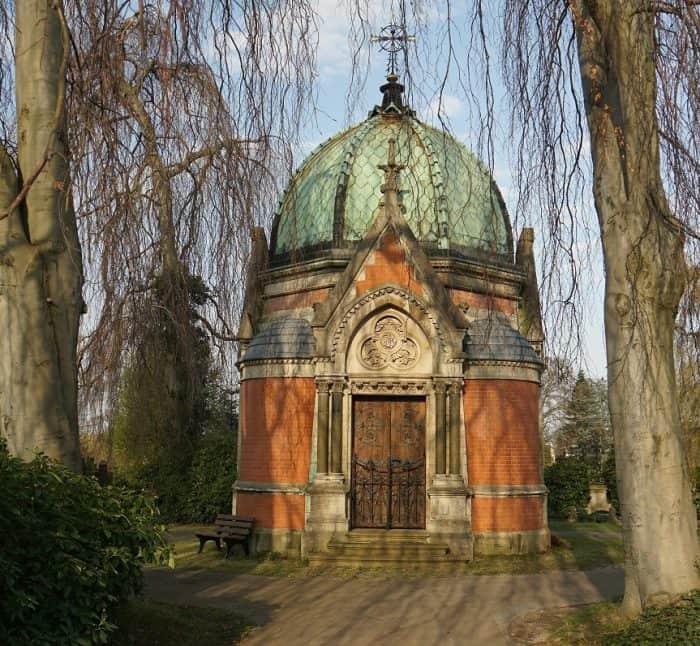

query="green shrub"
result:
[606,589,700,645]
[545,457,591,519]
[0,441,171,645]
[183,425,237,522]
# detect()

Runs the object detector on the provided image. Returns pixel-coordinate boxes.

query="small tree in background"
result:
[557,371,612,477]
[544,457,592,519]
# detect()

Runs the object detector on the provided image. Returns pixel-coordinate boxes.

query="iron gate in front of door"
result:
[351,397,426,529]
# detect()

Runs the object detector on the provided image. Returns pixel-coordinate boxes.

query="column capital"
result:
[433,377,450,394]
[448,379,463,395]
[315,377,332,393]
[330,379,346,394]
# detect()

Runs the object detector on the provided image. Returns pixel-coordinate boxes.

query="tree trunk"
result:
[573,0,700,615]
[0,1,83,470]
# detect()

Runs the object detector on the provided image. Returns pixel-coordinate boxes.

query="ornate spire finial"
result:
[370,23,415,76]
[378,138,404,212]
[370,23,415,116]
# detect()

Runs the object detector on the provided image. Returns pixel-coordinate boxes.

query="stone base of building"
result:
[426,474,474,560]
[473,528,550,556]
[249,528,303,557]
[301,474,348,557]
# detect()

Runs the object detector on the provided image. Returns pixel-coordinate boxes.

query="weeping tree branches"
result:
[0,0,319,468]
[62,1,318,419]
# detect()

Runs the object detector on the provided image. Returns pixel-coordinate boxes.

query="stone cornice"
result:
[470,484,547,497]
[234,481,307,495]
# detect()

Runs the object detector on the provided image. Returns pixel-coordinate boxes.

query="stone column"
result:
[449,381,462,475]
[330,380,344,473]
[434,380,448,474]
[315,379,330,474]
[304,378,348,556]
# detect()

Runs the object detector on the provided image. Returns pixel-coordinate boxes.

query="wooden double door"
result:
[351,396,426,529]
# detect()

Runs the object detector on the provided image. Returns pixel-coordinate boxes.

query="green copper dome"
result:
[270,80,513,262]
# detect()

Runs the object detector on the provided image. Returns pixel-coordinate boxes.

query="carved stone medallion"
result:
[359,315,419,370]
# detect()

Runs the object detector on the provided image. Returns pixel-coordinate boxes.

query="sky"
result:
[293,0,608,378]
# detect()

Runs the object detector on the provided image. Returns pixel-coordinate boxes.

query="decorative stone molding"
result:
[240,360,316,380]
[463,363,542,384]
[349,379,429,395]
[330,286,449,360]
[470,484,547,497]
[234,481,307,495]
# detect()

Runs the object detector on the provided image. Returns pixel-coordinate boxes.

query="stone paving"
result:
[145,565,623,645]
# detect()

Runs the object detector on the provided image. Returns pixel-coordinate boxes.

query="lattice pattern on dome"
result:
[344,120,438,242]
[271,112,512,258]
[418,124,508,253]
[275,124,362,254]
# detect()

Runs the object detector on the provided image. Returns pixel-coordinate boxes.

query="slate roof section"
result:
[242,318,316,361]
[464,318,542,365]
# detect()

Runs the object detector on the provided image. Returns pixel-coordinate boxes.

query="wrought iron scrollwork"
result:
[351,455,425,529]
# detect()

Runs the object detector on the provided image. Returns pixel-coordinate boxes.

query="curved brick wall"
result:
[238,377,315,529]
[471,496,544,532]
[464,379,545,533]
[236,492,306,530]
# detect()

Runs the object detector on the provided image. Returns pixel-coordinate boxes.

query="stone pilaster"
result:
[315,379,331,474]
[434,379,448,474]
[428,378,471,559]
[330,379,345,473]
[304,378,347,556]
[448,380,462,475]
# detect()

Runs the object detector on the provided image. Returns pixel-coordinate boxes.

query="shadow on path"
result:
[144,565,623,646]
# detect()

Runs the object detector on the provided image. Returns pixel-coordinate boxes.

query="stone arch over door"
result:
[327,286,457,374]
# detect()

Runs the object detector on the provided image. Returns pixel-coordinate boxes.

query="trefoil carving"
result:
[359,315,419,370]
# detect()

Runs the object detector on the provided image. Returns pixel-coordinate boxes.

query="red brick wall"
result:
[356,230,423,296]
[236,493,305,530]
[449,289,517,316]
[239,378,315,485]
[465,379,544,533]
[464,380,541,486]
[471,496,544,532]
[263,287,332,314]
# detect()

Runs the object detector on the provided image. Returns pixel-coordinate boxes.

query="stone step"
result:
[340,529,430,543]
[308,529,462,565]
[307,554,467,567]
[328,541,448,556]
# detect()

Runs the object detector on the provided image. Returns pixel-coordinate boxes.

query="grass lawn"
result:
[511,589,700,644]
[111,599,254,645]
[164,520,623,579]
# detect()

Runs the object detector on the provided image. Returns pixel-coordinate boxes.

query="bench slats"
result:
[214,514,255,523]
[215,519,253,529]
[196,515,255,558]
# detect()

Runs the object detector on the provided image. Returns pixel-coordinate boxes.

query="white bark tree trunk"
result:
[573,0,700,615]
[0,1,83,470]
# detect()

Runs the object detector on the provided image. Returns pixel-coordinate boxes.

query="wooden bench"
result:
[195,514,255,558]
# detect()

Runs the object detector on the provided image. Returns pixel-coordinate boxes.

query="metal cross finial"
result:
[370,23,415,76]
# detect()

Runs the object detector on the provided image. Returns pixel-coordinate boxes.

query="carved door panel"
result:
[389,399,426,529]
[351,397,426,529]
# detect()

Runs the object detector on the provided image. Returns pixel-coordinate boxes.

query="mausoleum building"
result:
[234,75,549,563]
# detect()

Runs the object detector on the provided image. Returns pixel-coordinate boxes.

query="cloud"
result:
[425,93,464,122]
